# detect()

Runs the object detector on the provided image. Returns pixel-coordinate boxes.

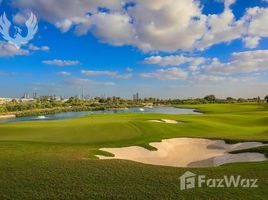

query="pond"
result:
[0,107,200,123]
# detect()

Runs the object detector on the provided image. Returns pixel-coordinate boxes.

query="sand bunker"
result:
[148,119,180,124]
[97,138,267,168]
[0,114,16,119]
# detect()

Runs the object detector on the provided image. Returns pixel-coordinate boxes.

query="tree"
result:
[11,99,18,104]
[226,97,235,101]
[257,96,261,104]
[204,95,216,103]
[265,95,268,103]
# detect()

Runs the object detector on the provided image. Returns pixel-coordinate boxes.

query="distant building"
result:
[133,93,139,101]
[20,92,36,102]
[33,92,37,99]
[22,93,30,99]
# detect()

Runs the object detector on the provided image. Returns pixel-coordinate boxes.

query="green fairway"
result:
[0,103,268,199]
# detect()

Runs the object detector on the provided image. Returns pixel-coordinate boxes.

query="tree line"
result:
[0,95,267,115]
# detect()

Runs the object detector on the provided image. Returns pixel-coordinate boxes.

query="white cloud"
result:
[103,82,117,86]
[12,0,206,52]
[65,77,117,86]
[128,0,206,52]
[43,59,81,66]
[246,7,268,37]
[81,70,132,79]
[144,55,206,68]
[140,68,188,80]
[13,11,30,24]
[57,71,71,76]
[191,74,254,83]
[126,67,133,72]
[12,0,123,32]
[144,55,206,73]
[77,13,135,46]
[240,7,268,48]
[0,42,29,57]
[144,55,193,66]
[223,0,236,8]
[29,44,50,51]
[11,0,268,52]
[73,0,207,52]
[142,51,267,82]
[65,77,94,86]
[242,36,260,49]
[205,50,268,74]
[197,8,245,50]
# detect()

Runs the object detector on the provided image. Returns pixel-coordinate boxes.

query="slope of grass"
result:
[0,104,268,145]
[0,103,268,199]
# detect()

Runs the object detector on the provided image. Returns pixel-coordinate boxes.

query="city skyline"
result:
[0,0,268,99]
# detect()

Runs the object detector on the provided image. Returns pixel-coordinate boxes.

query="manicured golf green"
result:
[0,103,267,199]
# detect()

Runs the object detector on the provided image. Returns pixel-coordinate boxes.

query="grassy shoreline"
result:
[0,104,142,118]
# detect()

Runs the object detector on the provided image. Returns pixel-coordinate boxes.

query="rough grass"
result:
[0,103,268,199]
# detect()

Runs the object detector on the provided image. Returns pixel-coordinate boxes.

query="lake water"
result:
[0,107,200,123]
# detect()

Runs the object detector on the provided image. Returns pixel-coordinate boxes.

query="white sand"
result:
[148,119,180,124]
[148,120,162,123]
[0,114,16,119]
[213,153,266,166]
[97,138,267,168]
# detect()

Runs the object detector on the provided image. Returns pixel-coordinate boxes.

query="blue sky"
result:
[0,0,268,99]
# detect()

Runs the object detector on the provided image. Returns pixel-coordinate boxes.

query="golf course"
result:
[0,103,267,199]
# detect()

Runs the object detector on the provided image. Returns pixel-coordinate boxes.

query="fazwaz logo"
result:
[0,12,38,48]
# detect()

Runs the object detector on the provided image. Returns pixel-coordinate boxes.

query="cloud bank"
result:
[10,0,268,52]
